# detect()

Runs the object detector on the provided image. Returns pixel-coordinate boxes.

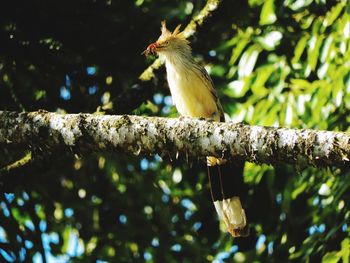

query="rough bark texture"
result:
[1,111,349,168]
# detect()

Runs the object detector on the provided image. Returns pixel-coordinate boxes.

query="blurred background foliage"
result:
[0,0,350,262]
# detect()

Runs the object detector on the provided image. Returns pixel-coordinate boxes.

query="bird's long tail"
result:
[207,159,249,237]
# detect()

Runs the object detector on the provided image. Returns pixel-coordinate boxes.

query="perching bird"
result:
[143,21,249,237]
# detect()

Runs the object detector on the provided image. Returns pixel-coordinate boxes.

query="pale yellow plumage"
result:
[144,21,223,121]
[164,55,220,120]
[143,21,248,237]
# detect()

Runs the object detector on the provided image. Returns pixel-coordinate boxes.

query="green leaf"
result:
[251,98,274,125]
[290,78,313,91]
[62,227,72,254]
[238,45,260,77]
[264,104,281,126]
[229,37,251,65]
[248,0,265,7]
[259,0,277,25]
[332,79,343,107]
[322,251,341,263]
[285,100,294,126]
[323,2,346,27]
[34,89,47,100]
[319,36,333,63]
[306,34,324,73]
[251,64,275,97]
[300,14,316,29]
[288,0,313,11]
[292,35,309,66]
[225,77,251,98]
[340,238,350,263]
[291,182,307,199]
[257,31,283,50]
[210,65,226,77]
[317,63,329,79]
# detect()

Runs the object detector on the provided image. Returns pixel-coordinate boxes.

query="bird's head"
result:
[142,21,190,57]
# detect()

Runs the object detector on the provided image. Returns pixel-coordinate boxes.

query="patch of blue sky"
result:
[181,198,196,211]
[144,252,152,261]
[193,222,202,231]
[170,244,182,252]
[5,193,14,203]
[22,192,29,200]
[209,50,217,57]
[184,210,193,220]
[17,199,24,206]
[88,85,97,95]
[19,247,26,261]
[64,208,74,218]
[25,240,33,249]
[154,154,162,162]
[66,231,84,257]
[151,237,159,247]
[342,223,347,232]
[65,74,71,87]
[256,234,266,250]
[119,214,127,224]
[46,253,69,263]
[163,95,173,106]
[86,66,96,75]
[0,249,15,262]
[275,193,282,204]
[161,194,169,203]
[60,86,71,100]
[268,241,274,255]
[0,202,10,217]
[308,224,326,235]
[140,158,149,170]
[214,251,230,262]
[25,220,35,231]
[153,93,163,104]
[230,245,238,253]
[0,226,7,242]
[32,252,42,263]
[39,220,47,232]
[161,106,171,114]
[42,233,50,250]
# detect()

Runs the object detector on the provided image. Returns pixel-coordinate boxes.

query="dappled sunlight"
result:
[0,0,349,262]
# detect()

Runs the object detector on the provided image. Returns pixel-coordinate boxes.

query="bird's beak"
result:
[142,42,158,56]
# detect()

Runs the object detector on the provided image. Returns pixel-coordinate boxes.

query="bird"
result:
[143,21,249,237]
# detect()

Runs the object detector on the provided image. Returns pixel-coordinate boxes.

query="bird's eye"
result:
[164,41,169,45]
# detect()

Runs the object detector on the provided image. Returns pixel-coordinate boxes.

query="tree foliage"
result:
[0,0,349,262]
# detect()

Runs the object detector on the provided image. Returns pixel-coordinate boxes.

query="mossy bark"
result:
[0,111,349,168]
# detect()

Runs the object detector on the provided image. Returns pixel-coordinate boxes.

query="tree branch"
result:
[0,111,349,168]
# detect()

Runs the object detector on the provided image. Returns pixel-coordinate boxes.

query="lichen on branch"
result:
[0,111,349,168]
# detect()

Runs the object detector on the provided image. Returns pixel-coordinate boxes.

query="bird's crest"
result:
[158,21,184,41]
[142,21,188,56]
